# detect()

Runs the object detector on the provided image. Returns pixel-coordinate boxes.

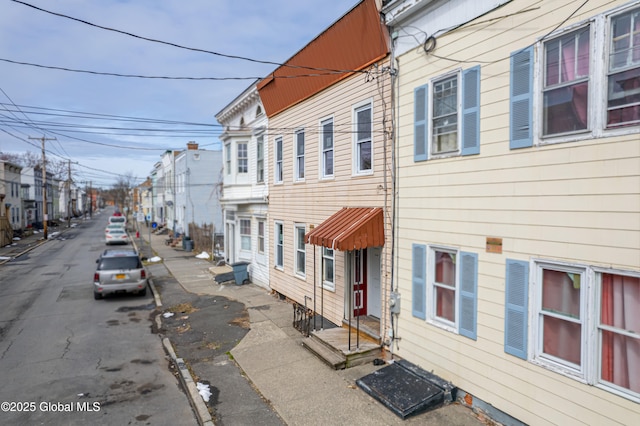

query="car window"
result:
[98,257,141,270]
[109,217,126,223]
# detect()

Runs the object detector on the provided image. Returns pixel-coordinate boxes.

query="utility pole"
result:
[67,159,72,228]
[29,136,56,240]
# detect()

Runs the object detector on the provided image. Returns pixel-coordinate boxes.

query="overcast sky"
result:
[0,0,358,188]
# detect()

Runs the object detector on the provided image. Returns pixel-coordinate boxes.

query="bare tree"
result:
[0,151,66,180]
[111,171,135,211]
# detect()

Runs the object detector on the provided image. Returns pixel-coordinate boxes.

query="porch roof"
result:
[305,207,384,251]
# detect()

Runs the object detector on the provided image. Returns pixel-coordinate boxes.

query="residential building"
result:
[0,160,23,230]
[384,0,640,424]
[216,84,270,288]
[257,0,392,343]
[21,166,42,227]
[174,141,223,237]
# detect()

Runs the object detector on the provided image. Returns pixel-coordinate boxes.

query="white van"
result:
[108,216,127,226]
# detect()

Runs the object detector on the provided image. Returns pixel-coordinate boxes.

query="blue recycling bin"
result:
[231,262,249,285]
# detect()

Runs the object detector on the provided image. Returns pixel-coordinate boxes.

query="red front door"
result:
[353,249,367,317]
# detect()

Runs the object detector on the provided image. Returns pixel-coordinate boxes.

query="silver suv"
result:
[94,248,148,299]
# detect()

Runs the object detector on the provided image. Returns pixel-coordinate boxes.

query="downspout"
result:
[390,30,401,355]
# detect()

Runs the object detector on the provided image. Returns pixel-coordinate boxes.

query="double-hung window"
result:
[321,118,334,178]
[505,259,640,401]
[322,247,335,290]
[414,66,480,160]
[257,220,265,254]
[239,218,251,251]
[412,244,478,339]
[274,221,284,269]
[274,137,283,184]
[225,143,231,175]
[542,27,590,136]
[237,143,248,174]
[510,4,640,149]
[354,103,372,174]
[295,130,305,181]
[608,7,640,127]
[256,135,264,183]
[294,224,306,277]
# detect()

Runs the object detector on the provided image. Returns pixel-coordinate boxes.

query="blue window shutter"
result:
[459,251,478,340]
[461,66,481,156]
[505,259,529,359]
[414,85,428,162]
[412,244,426,319]
[510,46,533,149]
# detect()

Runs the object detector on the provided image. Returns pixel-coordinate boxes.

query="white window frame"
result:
[322,247,335,291]
[274,220,284,270]
[531,3,640,147]
[353,100,373,175]
[225,143,231,175]
[294,223,306,278]
[320,116,334,179]
[528,259,640,403]
[274,136,283,184]
[239,218,251,251]
[530,260,589,380]
[256,134,264,184]
[257,219,265,254]
[429,70,462,157]
[294,129,305,182]
[237,142,248,174]
[426,245,460,333]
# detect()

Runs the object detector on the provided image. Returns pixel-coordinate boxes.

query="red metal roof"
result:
[306,207,385,251]
[257,0,389,118]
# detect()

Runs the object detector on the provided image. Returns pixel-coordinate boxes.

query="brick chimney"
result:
[187,141,198,150]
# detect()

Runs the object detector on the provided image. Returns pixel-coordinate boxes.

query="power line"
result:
[10,0,364,76]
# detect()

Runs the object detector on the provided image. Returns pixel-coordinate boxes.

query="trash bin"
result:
[182,235,190,249]
[184,240,194,252]
[231,262,250,285]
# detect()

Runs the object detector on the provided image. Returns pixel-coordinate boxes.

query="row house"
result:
[383,0,639,424]
[0,160,23,231]
[174,142,223,238]
[20,165,57,227]
[216,84,270,288]
[256,0,392,351]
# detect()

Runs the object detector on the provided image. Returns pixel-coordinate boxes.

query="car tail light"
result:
[94,273,99,281]
[141,270,146,279]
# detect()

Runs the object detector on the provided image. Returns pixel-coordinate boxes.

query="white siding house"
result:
[216,84,270,288]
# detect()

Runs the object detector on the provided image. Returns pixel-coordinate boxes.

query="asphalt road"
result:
[0,215,195,425]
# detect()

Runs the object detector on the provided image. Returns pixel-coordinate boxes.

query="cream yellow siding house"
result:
[383,0,640,424]
[257,0,394,348]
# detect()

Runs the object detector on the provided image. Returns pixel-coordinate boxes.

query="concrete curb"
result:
[162,337,214,426]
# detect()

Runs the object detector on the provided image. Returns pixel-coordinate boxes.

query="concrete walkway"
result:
[135,227,488,426]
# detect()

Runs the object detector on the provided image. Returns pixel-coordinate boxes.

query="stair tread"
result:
[302,337,346,366]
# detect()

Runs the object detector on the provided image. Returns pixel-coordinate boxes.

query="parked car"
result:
[94,248,147,299]
[105,228,129,245]
[105,224,125,234]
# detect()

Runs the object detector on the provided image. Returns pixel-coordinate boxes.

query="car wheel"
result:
[138,287,147,297]
[94,291,102,300]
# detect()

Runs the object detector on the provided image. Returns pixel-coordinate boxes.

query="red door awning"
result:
[305,207,384,251]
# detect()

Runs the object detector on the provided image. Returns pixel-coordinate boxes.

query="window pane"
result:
[324,150,333,176]
[359,141,371,171]
[435,251,456,286]
[543,82,589,135]
[357,108,371,141]
[324,258,334,282]
[543,314,582,365]
[601,331,640,393]
[542,269,580,318]
[610,9,640,71]
[296,227,305,250]
[607,67,640,127]
[600,273,640,393]
[436,286,455,322]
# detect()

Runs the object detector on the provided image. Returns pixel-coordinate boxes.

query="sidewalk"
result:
[136,228,487,426]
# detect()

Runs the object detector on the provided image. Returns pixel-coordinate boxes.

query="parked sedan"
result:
[105,228,129,245]
[105,224,125,234]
